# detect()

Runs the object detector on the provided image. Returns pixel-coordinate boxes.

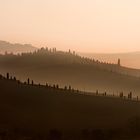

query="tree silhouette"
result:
[64,86,67,90]
[118,58,121,66]
[27,78,30,85]
[46,83,48,87]
[76,89,79,93]
[72,88,74,92]
[17,80,20,84]
[56,84,59,89]
[96,90,98,95]
[13,77,16,81]
[130,92,132,99]
[5,51,8,55]
[45,47,48,51]
[53,84,56,89]
[0,74,2,79]
[6,73,9,79]
[119,92,123,98]
[32,80,34,85]
[69,85,71,91]
[128,92,132,99]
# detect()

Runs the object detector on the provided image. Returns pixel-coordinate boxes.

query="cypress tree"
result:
[32,80,34,85]
[27,78,30,85]
[72,88,74,92]
[46,83,48,87]
[56,84,59,89]
[129,92,132,99]
[6,73,9,79]
[118,58,121,66]
[0,74,2,79]
[53,84,56,89]
[69,85,71,91]
[119,92,123,98]
[96,90,98,95]
[128,92,132,99]
[13,77,16,81]
[64,86,67,90]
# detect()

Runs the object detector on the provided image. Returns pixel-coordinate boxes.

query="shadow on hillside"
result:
[0,127,140,140]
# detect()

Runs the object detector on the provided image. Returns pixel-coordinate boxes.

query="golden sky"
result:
[0,0,140,53]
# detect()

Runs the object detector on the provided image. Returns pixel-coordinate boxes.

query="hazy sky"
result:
[0,0,140,53]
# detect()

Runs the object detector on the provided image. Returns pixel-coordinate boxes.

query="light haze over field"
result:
[0,0,140,53]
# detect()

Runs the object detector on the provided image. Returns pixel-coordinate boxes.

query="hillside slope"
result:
[0,75,140,139]
[0,49,140,96]
[79,52,140,70]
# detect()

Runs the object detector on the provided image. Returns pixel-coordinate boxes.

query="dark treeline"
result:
[2,72,139,102]
[1,47,119,67]
[1,47,140,77]
[2,72,80,93]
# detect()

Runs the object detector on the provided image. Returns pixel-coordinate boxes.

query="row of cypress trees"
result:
[5,73,77,92]
[2,73,138,101]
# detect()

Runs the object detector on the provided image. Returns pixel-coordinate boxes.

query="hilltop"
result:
[0,40,37,54]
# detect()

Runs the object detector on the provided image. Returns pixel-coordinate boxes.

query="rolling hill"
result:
[0,74,140,139]
[0,40,37,54]
[79,52,140,69]
[0,48,140,96]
